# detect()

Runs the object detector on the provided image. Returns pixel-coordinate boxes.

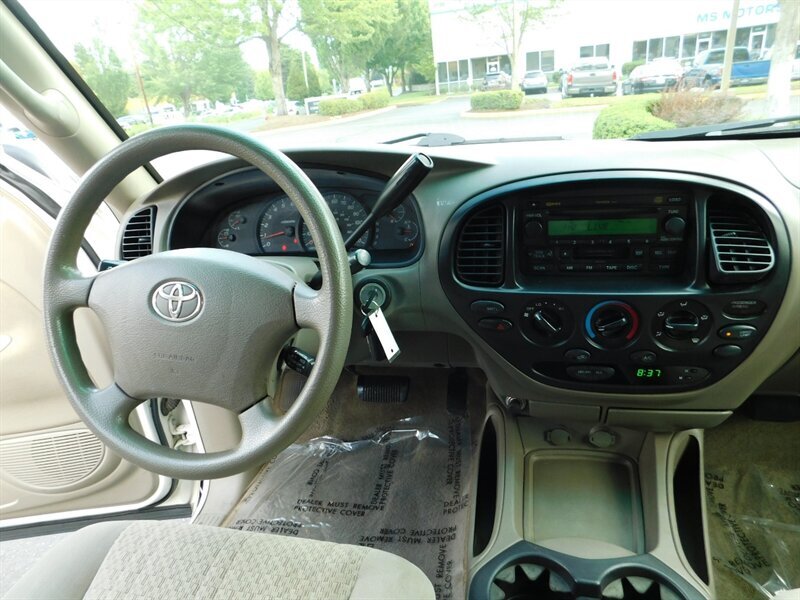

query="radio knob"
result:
[664,216,686,236]
[525,220,544,238]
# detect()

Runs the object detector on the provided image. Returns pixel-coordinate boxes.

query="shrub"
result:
[651,90,743,128]
[593,96,676,139]
[319,97,363,116]
[470,90,524,111]
[550,71,562,85]
[360,89,391,110]
[622,60,645,77]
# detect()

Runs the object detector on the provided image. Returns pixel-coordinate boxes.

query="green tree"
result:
[299,0,397,92]
[317,68,333,94]
[73,39,132,117]
[254,71,275,100]
[286,52,322,100]
[137,1,253,115]
[369,0,432,96]
[465,0,561,87]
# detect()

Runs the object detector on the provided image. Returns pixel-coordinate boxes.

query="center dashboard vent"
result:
[455,205,505,286]
[708,204,774,284]
[121,206,156,260]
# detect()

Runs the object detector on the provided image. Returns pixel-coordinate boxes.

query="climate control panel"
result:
[460,293,773,392]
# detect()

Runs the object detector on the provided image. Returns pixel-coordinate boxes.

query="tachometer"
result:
[258,196,302,253]
[300,192,370,250]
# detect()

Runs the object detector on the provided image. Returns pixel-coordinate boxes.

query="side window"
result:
[1,104,118,267]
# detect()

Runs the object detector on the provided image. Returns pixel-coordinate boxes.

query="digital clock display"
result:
[632,367,664,384]
[548,218,658,236]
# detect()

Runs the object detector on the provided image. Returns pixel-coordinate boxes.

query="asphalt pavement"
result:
[256,94,601,147]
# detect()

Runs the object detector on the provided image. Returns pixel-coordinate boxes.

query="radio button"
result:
[558,248,572,259]
[632,247,646,258]
[604,264,623,272]
[624,263,643,272]
[531,264,554,273]
[559,264,578,272]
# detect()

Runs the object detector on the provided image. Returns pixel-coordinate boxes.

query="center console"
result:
[439,172,790,393]
[468,404,713,599]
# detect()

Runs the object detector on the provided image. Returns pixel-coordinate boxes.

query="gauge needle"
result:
[263,231,285,239]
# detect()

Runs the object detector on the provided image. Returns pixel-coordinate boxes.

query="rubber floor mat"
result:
[226,412,472,600]
[704,416,800,599]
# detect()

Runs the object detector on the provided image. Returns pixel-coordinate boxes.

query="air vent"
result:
[455,205,505,286]
[121,206,156,259]
[708,205,774,284]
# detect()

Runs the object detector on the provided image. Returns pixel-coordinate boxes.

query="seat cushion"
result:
[3,521,434,600]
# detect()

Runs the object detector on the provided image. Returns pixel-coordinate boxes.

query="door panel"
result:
[0,182,168,523]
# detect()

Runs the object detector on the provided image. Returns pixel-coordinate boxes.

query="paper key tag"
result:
[367,306,401,363]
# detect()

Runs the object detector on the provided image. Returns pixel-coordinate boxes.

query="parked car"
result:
[561,58,617,98]
[482,71,512,91]
[625,59,684,94]
[681,46,769,89]
[115,114,148,130]
[5,125,36,139]
[520,70,549,94]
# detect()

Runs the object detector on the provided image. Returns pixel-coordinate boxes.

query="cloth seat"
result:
[3,520,434,600]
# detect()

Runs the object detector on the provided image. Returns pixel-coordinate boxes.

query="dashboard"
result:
[169,167,423,266]
[119,138,800,421]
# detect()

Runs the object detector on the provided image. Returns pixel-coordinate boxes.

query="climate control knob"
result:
[522,299,573,346]
[585,301,640,349]
[653,300,712,349]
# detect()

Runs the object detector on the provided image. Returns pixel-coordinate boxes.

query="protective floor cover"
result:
[704,416,800,599]
[226,413,472,600]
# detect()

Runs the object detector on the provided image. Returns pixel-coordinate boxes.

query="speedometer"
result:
[300,192,370,250]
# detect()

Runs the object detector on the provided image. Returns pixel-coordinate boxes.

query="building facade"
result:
[429,0,784,93]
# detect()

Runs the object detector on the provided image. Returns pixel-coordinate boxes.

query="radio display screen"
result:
[548,217,658,237]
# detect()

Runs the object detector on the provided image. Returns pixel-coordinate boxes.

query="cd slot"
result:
[573,245,629,259]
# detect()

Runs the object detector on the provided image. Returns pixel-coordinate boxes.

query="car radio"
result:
[519,194,689,276]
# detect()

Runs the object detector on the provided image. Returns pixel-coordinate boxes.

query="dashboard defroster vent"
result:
[708,205,774,284]
[456,205,505,286]
[121,206,156,260]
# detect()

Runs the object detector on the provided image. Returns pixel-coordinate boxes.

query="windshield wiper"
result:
[383,132,563,146]
[633,115,800,140]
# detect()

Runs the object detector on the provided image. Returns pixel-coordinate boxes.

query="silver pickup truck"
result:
[561,58,617,98]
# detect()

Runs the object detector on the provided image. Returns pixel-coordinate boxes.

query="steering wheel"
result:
[42,125,353,480]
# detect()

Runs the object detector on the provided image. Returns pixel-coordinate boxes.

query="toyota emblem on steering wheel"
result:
[151,281,203,322]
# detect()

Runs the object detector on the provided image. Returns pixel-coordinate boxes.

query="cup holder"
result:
[601,572,684,600]
[490,561,574,600]
[471,542,703,600]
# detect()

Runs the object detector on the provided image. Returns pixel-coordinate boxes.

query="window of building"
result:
[648,38,664,60]
[712,30,727,48]
[541,50,555,72]
[580,44,609,59]
[437,59,470,93]
[664,36,680,58]
[632,40,647,61]
[526,50,555,72]
[682,34,697,59]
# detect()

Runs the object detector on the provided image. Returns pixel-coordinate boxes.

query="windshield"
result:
[15,0,800,175]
